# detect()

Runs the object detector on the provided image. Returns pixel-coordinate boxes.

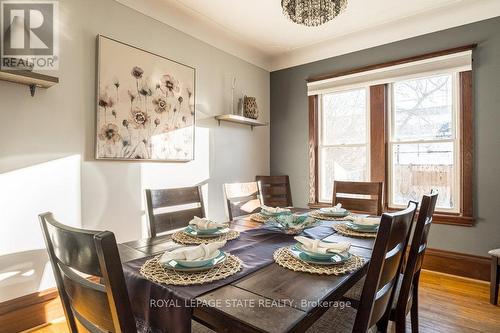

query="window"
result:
[308,45,475,226]
[318,88,370,202]
[389,73,460,212]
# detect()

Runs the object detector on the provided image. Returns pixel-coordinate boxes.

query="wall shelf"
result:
[0,70,59,96]
[215,114,268,130]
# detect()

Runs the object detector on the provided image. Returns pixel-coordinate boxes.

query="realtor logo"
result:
[1,0,58,70]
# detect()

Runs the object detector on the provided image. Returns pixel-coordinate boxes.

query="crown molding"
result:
[115,0,500,73]
[270,0,500,71]
[114,0,273,71]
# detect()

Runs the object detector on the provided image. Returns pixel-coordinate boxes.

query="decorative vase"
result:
[243,96,259,119]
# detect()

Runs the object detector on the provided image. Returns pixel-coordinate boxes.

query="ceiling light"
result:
[281,0,348,27]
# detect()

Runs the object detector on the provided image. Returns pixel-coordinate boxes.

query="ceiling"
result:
[116,0,500,71]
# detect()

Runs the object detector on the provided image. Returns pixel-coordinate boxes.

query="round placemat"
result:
[140,254,242,286]
[333,223,378,238]
[273,247,364,275]
[172,230,240,245]
[309,210,351,221]
[250,213,269,223]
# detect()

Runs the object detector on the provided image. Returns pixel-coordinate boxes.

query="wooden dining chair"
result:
[388,192,438,333]
[256,175,293,207]
[341,193,438,333]
[307,202,417,333]
[145,186,205,237]
[39,212,137,333]
[332,181,384,215]
[223,181,262,220]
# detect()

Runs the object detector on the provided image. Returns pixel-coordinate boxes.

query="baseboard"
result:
[422,248,490,281]
[0,288,63,333]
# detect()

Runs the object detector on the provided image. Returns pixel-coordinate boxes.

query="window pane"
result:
[320,146,367,202]
[322,89,367,145]
[393,74,453,141]
[391,142,456,209]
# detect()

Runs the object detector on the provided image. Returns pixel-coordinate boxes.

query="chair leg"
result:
[395,314,406,333]
[491,256,499,305]
[376,316,389,333]
[411,276,420,333]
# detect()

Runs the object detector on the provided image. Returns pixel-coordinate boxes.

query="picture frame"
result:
[96,35,196,162]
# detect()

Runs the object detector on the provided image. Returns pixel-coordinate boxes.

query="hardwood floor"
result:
[25,270,500,333]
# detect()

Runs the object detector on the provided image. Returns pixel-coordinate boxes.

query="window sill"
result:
[308,202,474,227]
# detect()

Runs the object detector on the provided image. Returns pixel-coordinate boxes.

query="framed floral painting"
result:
[96,35,195,161]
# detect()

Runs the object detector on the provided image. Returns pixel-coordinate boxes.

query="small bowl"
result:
[319,207,348,217]
[294,242,349,260]
[188,225,222,235]
[174,250,221,268]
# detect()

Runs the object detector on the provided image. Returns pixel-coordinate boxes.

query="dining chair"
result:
[341,193,438,333]
[490,248,500,305]
[256,175,293,207]
[39,212,137,333]
[145,186,205,237]
[332,181,384,216]
[388,192,438,333]
[223,181,262,220]
[307,202,418,333]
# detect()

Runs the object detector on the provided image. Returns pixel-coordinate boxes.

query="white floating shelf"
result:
[215,114,268,130]
[0,70,59,96]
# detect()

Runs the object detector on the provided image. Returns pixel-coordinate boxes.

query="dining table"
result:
[116,209,376,333]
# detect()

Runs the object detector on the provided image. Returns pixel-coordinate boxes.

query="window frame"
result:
[308,45,475,227]
[317,87,371,203]
[387,72,462,213]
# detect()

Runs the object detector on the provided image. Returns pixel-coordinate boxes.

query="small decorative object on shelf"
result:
[243,96,259,119]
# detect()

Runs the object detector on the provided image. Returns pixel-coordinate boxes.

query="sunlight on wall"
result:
[0,155,82,302]
[139,127,210,237]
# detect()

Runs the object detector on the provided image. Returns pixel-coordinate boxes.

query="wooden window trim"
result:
[308,48,475,227]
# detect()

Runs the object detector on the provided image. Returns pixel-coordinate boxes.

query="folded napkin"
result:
[294,236,351,254]
[160,241,226,263]
[320,203,343,213]
[345,215,380,226]
[189,216,227,230]
[261,205,291,214]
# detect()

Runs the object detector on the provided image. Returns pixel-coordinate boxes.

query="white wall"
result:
[0,0,269,302]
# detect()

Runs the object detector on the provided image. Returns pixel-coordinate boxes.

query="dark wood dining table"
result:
[117,210,376,333]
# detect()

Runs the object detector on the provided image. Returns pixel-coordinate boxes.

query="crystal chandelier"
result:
[281,0,348,27]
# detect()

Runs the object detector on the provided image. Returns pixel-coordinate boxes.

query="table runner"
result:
[123,224,335,333]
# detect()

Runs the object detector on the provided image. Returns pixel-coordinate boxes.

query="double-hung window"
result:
[388,73,460,212]
[318,88,370,203]
[309,46,474,225]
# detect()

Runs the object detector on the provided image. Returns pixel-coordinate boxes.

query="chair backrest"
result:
[39,213,136,333]
[394,192,438,316]
[256,175,293,207]
[333,181,383,216]
[223,181,262,220]
[353,202,417,332]
[145,186,205,237]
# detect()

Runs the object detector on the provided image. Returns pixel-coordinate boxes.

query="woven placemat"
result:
[172,230,240,245]
[309,210,351,221]
[333,223,378,238]
[250,213,269,223]
[140,254,242,286]
[273,247,364,275]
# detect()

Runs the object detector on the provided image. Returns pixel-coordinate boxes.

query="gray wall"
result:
[271,17,500,257]
[0,0,269,302]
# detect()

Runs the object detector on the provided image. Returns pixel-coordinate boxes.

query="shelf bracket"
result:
[29,84,36,97]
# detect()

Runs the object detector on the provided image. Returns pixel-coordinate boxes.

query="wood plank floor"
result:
[25,270,500,333]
